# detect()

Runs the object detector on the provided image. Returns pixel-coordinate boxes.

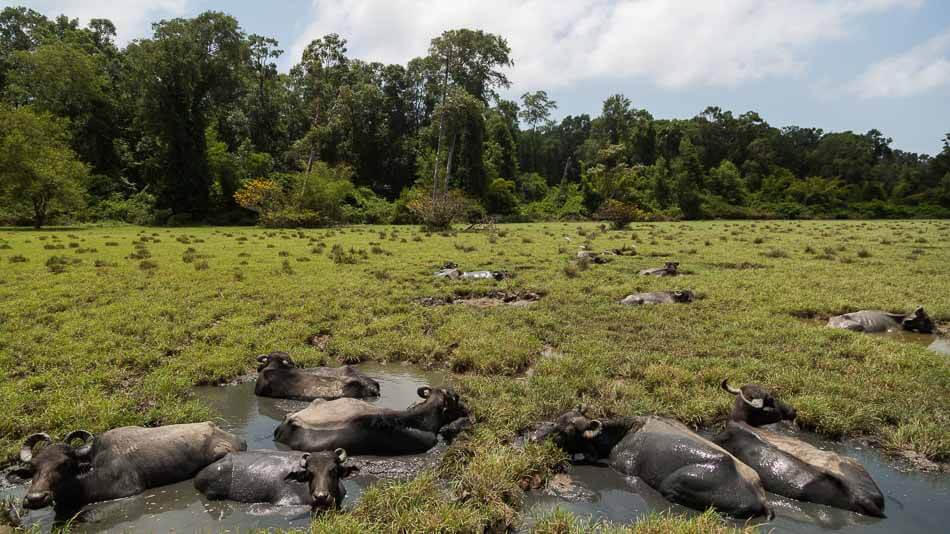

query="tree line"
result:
[1,6,947,228]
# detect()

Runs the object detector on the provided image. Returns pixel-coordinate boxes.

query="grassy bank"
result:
[1,220,948,532]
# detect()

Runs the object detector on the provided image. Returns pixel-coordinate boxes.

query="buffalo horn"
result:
[334,448,347,464]
[65,430,95,457]
[721,379,763,408]
[20,433,52,463]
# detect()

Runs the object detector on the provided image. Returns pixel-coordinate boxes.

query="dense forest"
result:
[1,7,948,228]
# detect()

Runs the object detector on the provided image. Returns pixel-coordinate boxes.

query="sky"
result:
[7,0,950,155]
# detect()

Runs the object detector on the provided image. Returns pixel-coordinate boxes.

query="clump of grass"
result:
[762,248,788,258]
[752,237,765,244]
[45,255,75,273]
[563,262,579,278]
[280,259,295,274]
[532,508,755,534]
[105,241,119,246]
[804,245,815,254]
[127,247,151,260]
[9,254,28,263]
[43,243,64,250]
[454,242,477,253]
[194,260,210,271]
[94,259,116,268]
[330,244,366,264]
[882,418,949,462]
[278,250,290,257]
[856,248,871,258]
[139,260,158,271]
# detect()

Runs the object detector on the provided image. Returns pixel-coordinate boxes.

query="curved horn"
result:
[334,448,348,464]
[20,433,51,463]
[417,386,432,399]
[65,430,94,457]
[721,379,741,395]
[256,354,270,363]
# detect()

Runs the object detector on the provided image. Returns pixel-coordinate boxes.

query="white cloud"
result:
[6,0,188,44]
[848,29,950,98]
[290,0,921,91]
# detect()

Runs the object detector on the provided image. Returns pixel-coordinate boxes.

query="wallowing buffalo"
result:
[638,262,679,276]
[827,307,935,334]
[195,449,356,510]
[715,381,885,517]
[18,422,245,514]
[274,386,470,455]
[721,379,797,427]
[434,264,507,281]
[620,290,694,305]
[530,408,771,518]
[255,352,380,401]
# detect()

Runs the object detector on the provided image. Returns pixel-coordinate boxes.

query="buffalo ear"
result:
[417,387,432,399]
[582,419,603,439]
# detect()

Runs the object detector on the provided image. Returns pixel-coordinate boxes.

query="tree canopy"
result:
[1,5,947,227]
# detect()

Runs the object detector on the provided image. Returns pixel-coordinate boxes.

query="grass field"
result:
[1,220,948,532]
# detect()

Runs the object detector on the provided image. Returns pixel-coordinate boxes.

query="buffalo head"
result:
[257,351,295,372]
[289,449,356,511]
[341,366,381,398]
[529,406,604,458]
[901,306,935,334]
[721,380,797,426]
[20,431,94,510]
[416,386,469,427]
[665,262,680,272]
[671,290,694,303]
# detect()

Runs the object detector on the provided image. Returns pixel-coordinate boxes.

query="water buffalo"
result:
[715,381,885,517]
[827,307,934,334]
[274,386,470,456]
[530,409,771,518]
[434,268,506,280]
[577,249,610,264]
[255,352,380,401]
[714,421,885,517]
[18,422,245,513]
[195,449,356,510]
[721,379,797,427]
[638,262,679,276]
[619,290,694,305]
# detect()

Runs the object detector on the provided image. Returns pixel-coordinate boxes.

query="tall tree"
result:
[125,11,247,218]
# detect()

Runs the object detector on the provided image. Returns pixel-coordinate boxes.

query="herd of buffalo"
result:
[12,258,940,525]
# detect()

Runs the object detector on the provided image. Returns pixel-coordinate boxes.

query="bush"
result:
[95,190,157,225]
[594,199,650,229]
[406,189,471,230]
[260,208,324,228]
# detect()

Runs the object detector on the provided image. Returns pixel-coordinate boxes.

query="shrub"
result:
[95,190,157,225]
[406,189,471,230]
[595,199,650,230]
[260,208,323,228]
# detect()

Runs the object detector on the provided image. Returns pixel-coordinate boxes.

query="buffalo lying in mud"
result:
[576,249,610,264]
[274,386,470,455]
[638,262,679,276]
[827,307,934,334]
[530,408,771,518]
[18,423,245,514]
[715,380,885,517]
[434,264,508,281]
[619,290,694,305]
[255,352,380,401]
[195,449,356,510]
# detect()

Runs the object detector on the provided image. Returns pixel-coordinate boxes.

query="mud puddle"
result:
[2,363,449,532]
[795,315,950,356]
[418,290,541,308]
[521,428,950,533]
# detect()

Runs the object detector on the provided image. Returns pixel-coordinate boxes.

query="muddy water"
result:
[522,426,950,533]
[2,363,448,533]
[800,317,950,356]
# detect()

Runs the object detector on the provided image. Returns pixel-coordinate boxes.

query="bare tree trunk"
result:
[561,156,573,185]
[432,54,451,202]
[445,133,457,189]
[306,145,315,173]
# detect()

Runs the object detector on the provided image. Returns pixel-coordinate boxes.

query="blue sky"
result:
[10,0,950,155]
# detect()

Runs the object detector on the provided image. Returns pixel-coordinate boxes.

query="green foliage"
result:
[95,190,157,225]
[485,177,519,215]
[0,105,88,227]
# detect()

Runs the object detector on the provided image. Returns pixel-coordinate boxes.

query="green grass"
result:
[1,220,948,532]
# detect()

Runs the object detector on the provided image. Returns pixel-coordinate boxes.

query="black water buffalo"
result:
[721,379,797,427]
[530,409,770,518]
[715,381,885,517]
[638,262,679,276]
[195,449,356,510]
[619,290,694,305]
[274,386,470,455]
[434,264,507,280]
[18,422,245,513]
[827,306,934,334]
[255,352,380,401]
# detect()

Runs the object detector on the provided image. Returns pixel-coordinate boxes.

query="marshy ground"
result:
[0,220,948,532]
